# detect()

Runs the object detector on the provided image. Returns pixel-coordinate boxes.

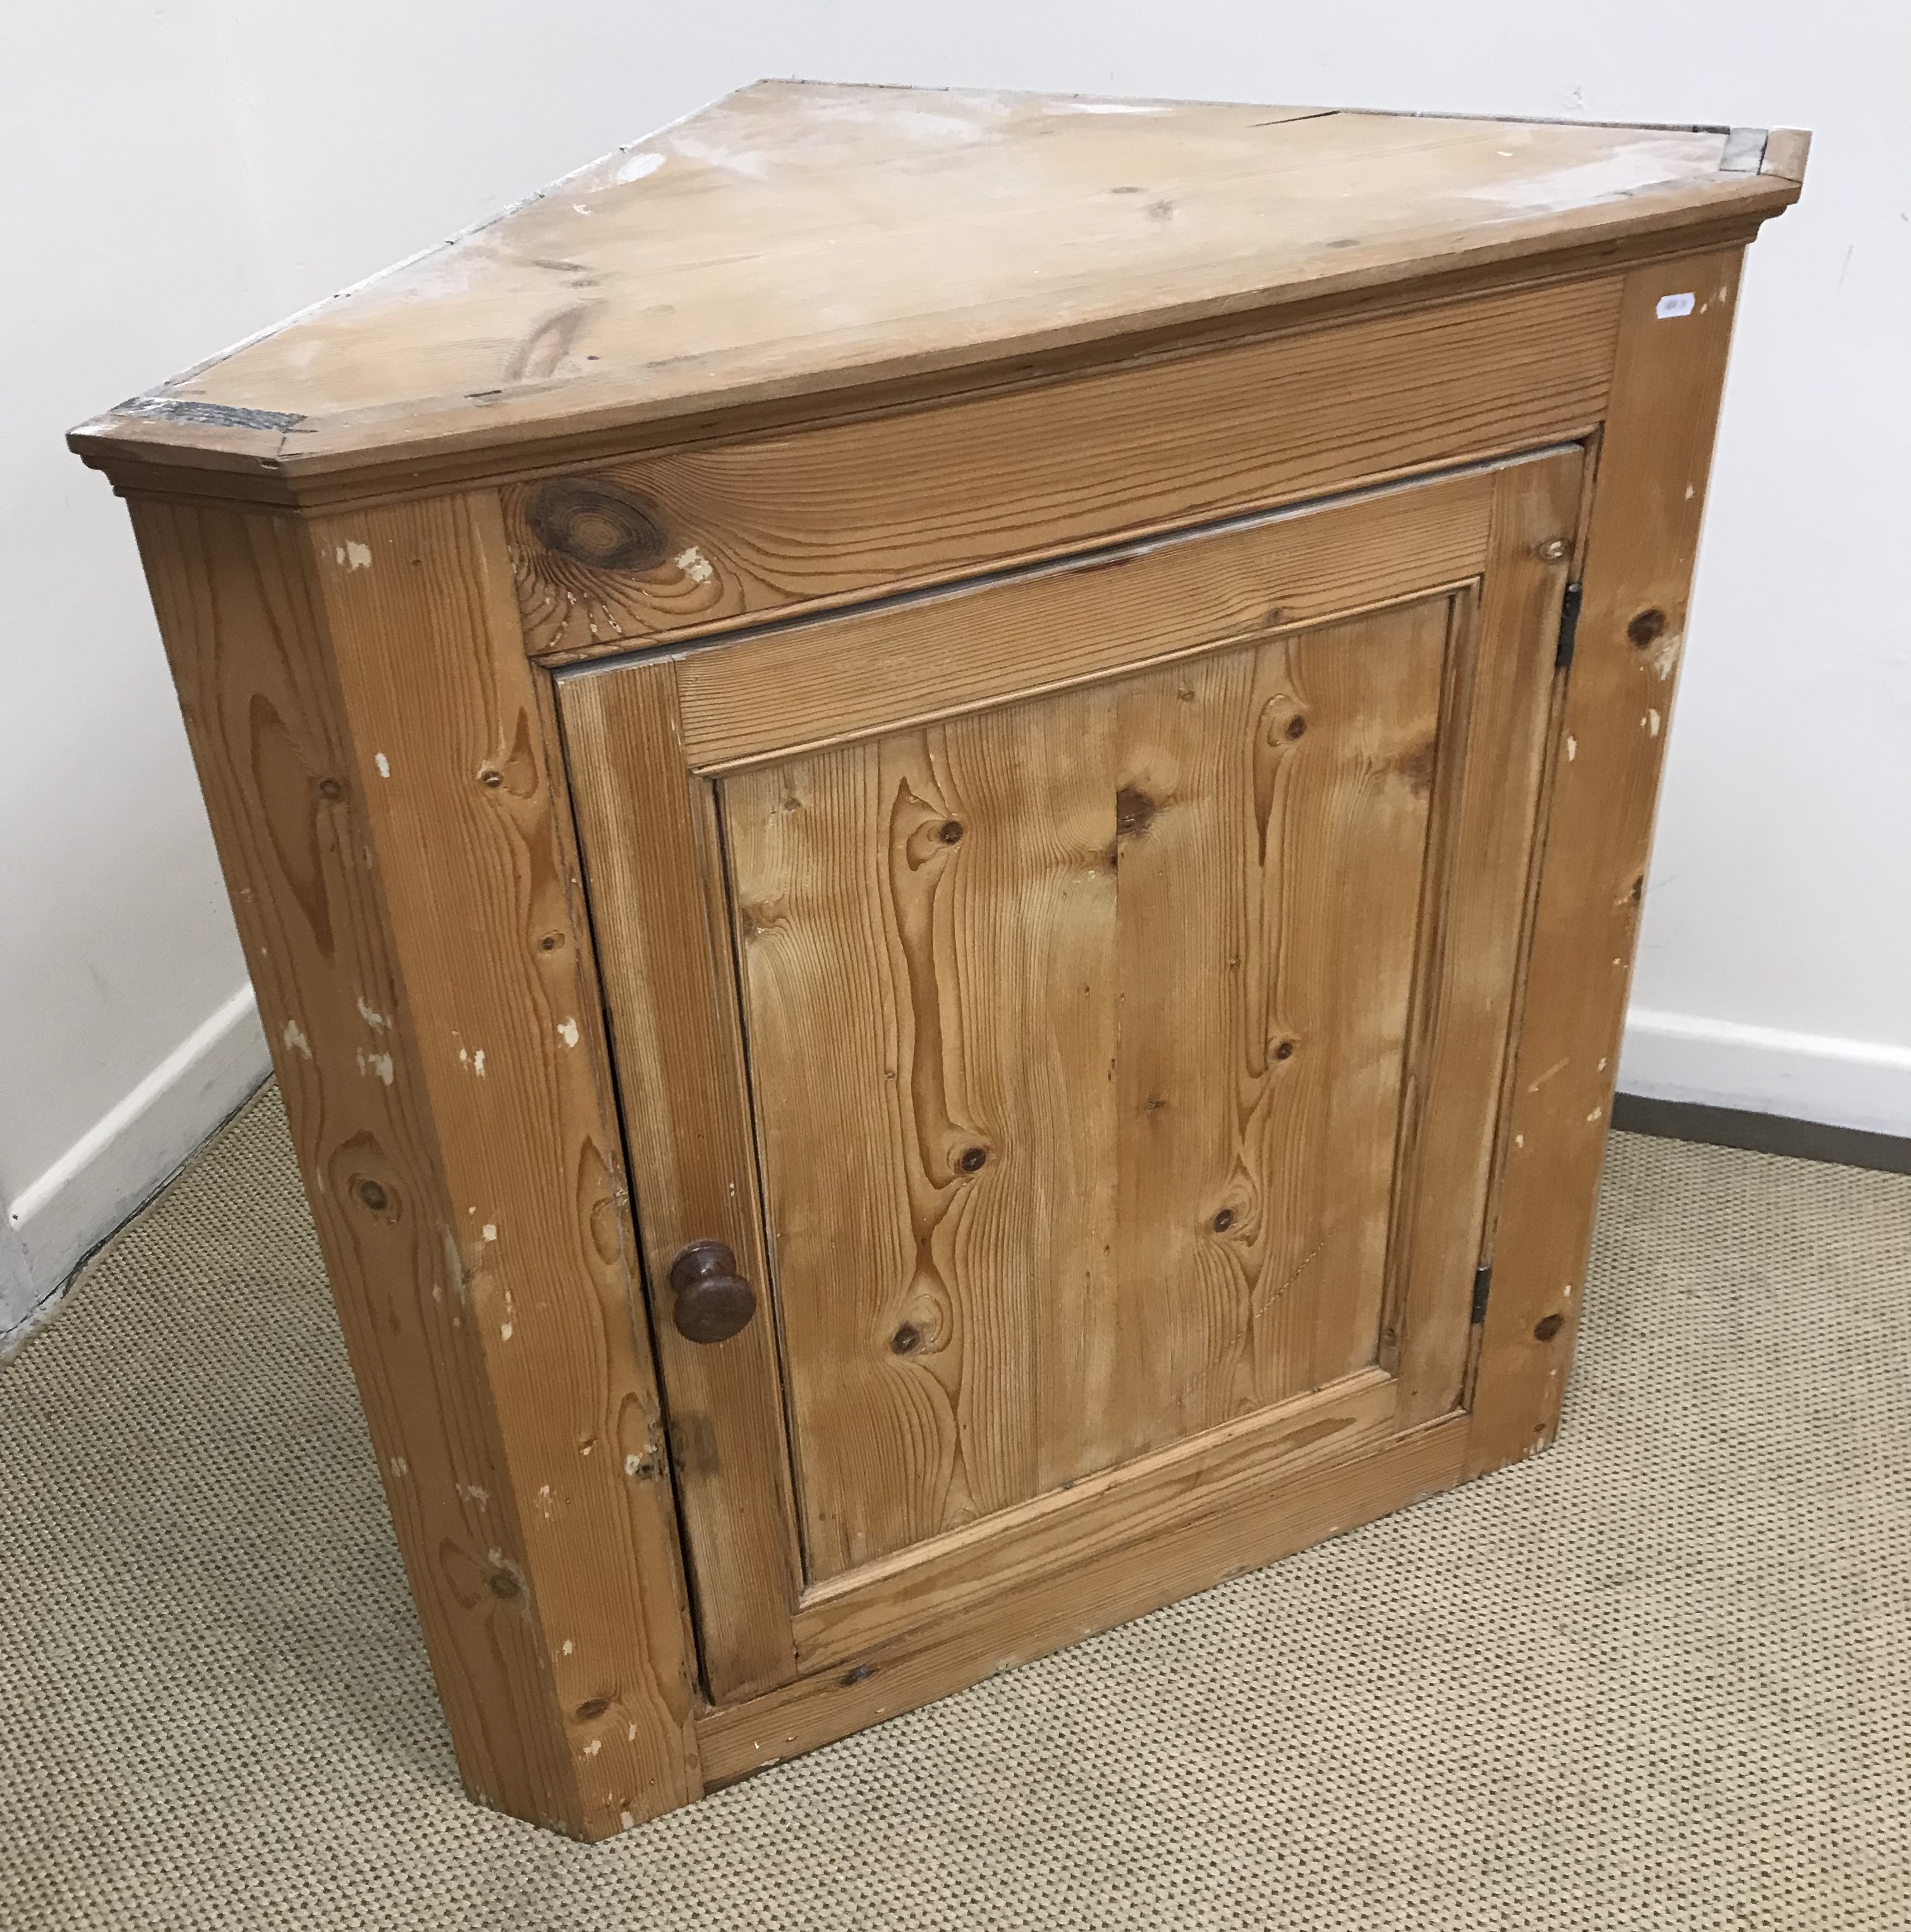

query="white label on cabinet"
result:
[1656,292,1696,319]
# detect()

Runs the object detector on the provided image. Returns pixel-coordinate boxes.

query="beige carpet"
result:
[3,1086,1908,1931]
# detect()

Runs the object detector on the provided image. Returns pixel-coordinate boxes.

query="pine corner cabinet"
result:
[71,83,1807,1838]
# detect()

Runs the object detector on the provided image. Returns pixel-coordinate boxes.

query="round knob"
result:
[668,1240,756,1344]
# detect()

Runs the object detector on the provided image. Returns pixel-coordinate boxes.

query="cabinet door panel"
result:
[560,446,1580,1698]
[722,599,1451,1579]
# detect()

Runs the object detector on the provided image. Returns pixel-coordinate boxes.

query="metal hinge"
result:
[1470,1262,1493,1326]
[1555,581,1584,671]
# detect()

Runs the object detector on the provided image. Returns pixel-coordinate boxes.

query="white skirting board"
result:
[1618,1007,1911,1139]
[1,984,270,1356]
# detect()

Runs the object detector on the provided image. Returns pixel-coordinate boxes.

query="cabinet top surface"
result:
[71,81,1805,493]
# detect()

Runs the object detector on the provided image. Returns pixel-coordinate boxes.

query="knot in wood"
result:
[1113,786,1157,837]
[526,478,669,573]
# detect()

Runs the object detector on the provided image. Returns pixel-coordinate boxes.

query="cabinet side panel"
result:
[132,495,701,1838]
[1469,250,1745,1474]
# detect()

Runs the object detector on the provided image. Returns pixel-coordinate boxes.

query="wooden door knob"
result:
[668,1240,756,1344]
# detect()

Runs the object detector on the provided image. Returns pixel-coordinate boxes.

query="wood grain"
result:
[674,461,1495,769]
[130,494,700,1838]
[70,83,1800,492]
[700,1411,1470,1787]
[717,598,1450,1579]
[513,282,1606,660]
[1470,250,1746,1475]
[555,660,804,1702]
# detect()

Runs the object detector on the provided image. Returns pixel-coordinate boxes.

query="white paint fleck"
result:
[1684,484,1696,501]
[1048,99,1167,115]
[1514,1133,1525,1149]
[562,1639,575,1656]
[1565,734,1577,762]
[1647,708,1663,737]
[500,1322,514,1340]
[355,1047,394,1084]
[1587,1108,1603,1123]
[1597,1057,1608,1072]
[357,995,389,1030]
[624,1453,643,1476]
[1467,138,1704,215]
[335,540,373,571]
[538,1483,553,1519]
[558,1018,581,1049]
[282,1019,313,1059]
[674,544,714,585]
[626,1725,638,1744]
[457,1483,490,1507]
[474,1048,486,1076]
[614,150,666,184]
[389,1456,409,1478]
[483,1223,498,1242]
[1656,291,1696,319]
[584,1739,603,1758]
[665,133,768,178]
[620,1810,636,1830]
[375,751,391,778]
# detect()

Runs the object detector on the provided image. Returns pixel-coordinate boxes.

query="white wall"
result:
[4,1,1905,1338]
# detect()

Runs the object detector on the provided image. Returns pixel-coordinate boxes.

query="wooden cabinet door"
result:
[560,446,1582,1704]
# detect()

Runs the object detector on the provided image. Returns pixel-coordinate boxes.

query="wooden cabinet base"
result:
[700,1402,1467,1787]
[72,84,1804,1835]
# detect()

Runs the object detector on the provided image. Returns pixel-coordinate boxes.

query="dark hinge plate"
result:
[1470,1262,1493,1325]
[1555,580,1584,671]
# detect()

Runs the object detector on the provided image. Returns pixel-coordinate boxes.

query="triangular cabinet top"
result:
[71,81,1807,502]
